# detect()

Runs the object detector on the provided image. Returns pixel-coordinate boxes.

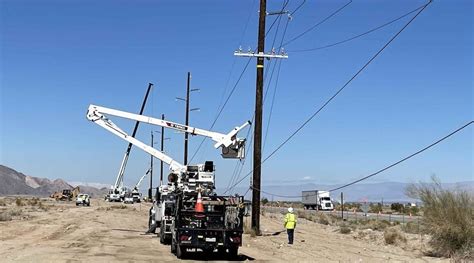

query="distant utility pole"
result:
[184,72,191,165]
[160,114,165,185]
[176,72,200,166]
[234,0,288,235]
[149,131,154,200]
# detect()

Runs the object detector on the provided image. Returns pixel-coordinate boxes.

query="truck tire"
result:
[228,247,238,259]
[171,238,177,254]
[176,244,185,259]
[159,224,165,244]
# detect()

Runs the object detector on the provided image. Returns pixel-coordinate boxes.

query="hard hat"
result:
[288,207,294,213]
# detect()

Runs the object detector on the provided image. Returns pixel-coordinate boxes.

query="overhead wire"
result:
[282,0,353,47]
[226,13,292,195]
[224,0,433,194]
[224,11,288,194]
[189,0,290,164]
[290,3,428,53]
[249,121,473,198]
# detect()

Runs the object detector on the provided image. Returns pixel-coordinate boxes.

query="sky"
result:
[1,0,472,195]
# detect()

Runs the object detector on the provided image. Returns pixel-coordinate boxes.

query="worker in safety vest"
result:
[284,207,297,244]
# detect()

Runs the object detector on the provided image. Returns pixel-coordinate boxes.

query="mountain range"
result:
[0,165,108,198]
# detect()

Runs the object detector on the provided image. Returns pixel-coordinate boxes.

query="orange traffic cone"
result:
[195,191,204,213]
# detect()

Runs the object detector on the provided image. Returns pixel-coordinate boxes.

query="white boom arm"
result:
[134,168,151,190]
[86,104,250,174]
[87,105,250,149]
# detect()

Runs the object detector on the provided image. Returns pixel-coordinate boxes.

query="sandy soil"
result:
[0,197,448,262]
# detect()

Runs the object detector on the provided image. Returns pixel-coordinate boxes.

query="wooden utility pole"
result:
[184,72,191,165]
[251,0,267,235]
[160,114,165,185]
[233,0,288,235]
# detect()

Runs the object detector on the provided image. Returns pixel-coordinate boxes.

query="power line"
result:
[282,0,353,47]
[226,15,291,194]
[290,2,427,53]
[290,0,306,16]
[189,1,290,164]
[250,120,473,198]
[224,0,433,194]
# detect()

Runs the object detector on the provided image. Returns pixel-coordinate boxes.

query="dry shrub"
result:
[243,216,257,237]
[110,205,128,209]
[407,177,473,259]
[339,224,351,234]
[401,221,421,234]
[0,212,12,221]
[27,197,39,206]
[0,199,6,206]
[318,213,330,225]
[384,227,406,245]
[364,219,390,231]
[0,208,22,221]
[15,198,24,206]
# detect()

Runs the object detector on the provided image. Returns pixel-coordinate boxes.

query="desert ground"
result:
[0,197,448,262]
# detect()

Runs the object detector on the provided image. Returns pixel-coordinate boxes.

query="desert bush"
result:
[401,221,421,234]
[27,197,39,206]
[391,203,404,213]
[0,199,6,206]
[367,219,390,231]
[339,224,351,234]
[9,208,22,216]
[369,203,383,213]
[406,177,473,258]
[384,227,407,245]
[15,198,24,206]
[0,212,12,221]
[243,217,257,237]
[110,205,127,209]
[317,213,330,225]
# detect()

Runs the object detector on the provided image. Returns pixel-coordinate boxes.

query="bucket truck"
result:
[130,168,151,203]
[105,83,153,202]
[87,104,250,258]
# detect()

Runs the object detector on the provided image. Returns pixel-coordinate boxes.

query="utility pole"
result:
[251,0,267,235]
[149,131,153,200]
[160,114,165,185]
[184,72,191,165]
[233,0,288,235]
[341,192,344,220]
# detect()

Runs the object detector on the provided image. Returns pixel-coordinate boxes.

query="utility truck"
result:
[87,104,249,258]
[302,190,334,211]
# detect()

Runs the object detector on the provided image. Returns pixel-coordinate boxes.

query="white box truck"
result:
[302,190,334,210]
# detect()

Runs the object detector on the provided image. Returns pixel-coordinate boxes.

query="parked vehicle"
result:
[76,194,90,206]
[302,190,334,210]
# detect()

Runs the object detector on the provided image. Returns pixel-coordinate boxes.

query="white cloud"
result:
[303,176,311,180]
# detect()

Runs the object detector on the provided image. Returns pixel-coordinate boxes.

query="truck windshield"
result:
[321,197,330,201]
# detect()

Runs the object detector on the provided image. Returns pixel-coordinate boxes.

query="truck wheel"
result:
[171,238,177,254]
[176,245,185,259]
[159,225,165,244]
[228,247,238,259]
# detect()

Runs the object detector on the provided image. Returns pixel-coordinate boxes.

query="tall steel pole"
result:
[252,0,266,235]
[184,72,191,165]
[149,131,153,200]
[160,114,165,185]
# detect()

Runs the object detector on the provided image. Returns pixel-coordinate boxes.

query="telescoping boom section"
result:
[86,104,250,171]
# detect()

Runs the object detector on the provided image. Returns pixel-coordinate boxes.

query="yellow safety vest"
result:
[284,213,297,229]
